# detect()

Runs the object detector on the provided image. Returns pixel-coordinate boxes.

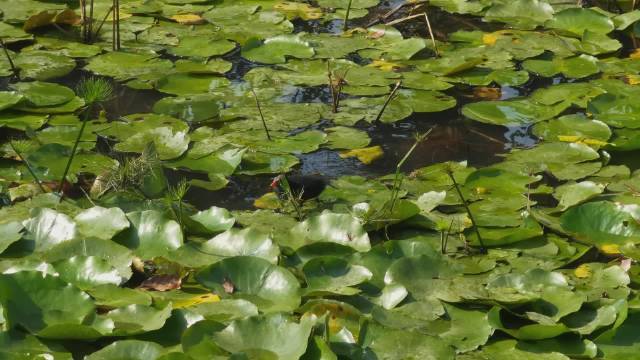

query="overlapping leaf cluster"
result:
[2,0,640,359]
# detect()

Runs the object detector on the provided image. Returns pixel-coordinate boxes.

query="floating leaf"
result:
[339,145,384,164]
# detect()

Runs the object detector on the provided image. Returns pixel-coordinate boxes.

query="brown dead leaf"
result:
[222,278,235,294]
[472,87,501,100]
[139,274,182,292]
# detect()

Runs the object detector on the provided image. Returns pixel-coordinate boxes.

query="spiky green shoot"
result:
[57,77,114,197]
[76,77,114,105]
[167,179,191,229]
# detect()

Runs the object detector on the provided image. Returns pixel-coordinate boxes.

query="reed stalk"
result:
[446,168,487,253]
[9,141,47,193]
[251,88,272,141]
[343,0,352,32]
[0,39,18,78]
[375,81,402,122]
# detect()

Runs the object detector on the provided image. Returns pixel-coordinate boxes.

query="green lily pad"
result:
[0,111,48,130]
[11,81,75,107]
[462,98,568,126]
[546,8,614,37]
[156,73,230,96]
[189,206,235,234]
[0,271,95,336]
[26,143,118,181]
[303,256,372,295]
[74,206,130,240]
[53,255,127,289]
[284,211,371,252]
[196,256,301,312]
[324,126,371,150]
[85,52,173,82]
[23,208,77,252]
[168,36,236,58]
[114,127,190,160]
[116,210,183,259]
[14,51,75,81]
[86,340,165,360]
[242,34,314,64]
[523,54,600,79]
[198,227,280,263]
[0,92,24,111]
[212,313,313,359]
[152,94,221,123]
[560,201,640,247]
[483,0,554,30]
[553,181,606,211]
[532,114,612,143]
[0,221,23,255]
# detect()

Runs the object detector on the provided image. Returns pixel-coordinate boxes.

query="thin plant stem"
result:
[388,128,433,212]
[375,81,402,122]
[278,175,303,220]
[112,0,116,50]
[343,0,352,32]
[88,0,95,42]
[327,61,336,113]
[446,169,487,254]
[94,6,114,40]
[9,141,47,193]
[423,12,439,56]
[57,105,92,197]
[0,39,18,78]
[80,0,87,41]
[116,0,121,50]
[251,88,272,141]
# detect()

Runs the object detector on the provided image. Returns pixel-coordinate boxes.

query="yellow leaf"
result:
[557,135,608,147]
[170,14,205,25]
[274,1,323,20]
[24,9,80,31]
[630,49,640,59]
[367,59,404,71]
[601,244,621,255]
[106,9,132,21]
[254,192,282,209]
[482,33,498,46]
[574,264,591,278]
[339,146,384,165]
[626,74,640,85]
[173,293,220,309]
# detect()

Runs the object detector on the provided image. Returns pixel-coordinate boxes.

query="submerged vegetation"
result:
[2,0,640,358]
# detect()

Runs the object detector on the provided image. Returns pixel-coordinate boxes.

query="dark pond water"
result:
[0,0,547,210]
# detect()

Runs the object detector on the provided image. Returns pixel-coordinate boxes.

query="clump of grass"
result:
[166,178,190,229]
[76,77,114,105]
[95,147,160,197]
[58,77,114,198]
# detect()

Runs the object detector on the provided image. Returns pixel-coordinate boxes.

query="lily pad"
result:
[242,34,314,64]
[196,256,301,312]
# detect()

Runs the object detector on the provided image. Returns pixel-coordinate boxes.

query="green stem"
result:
[0,39,18,78]
[447,169,487,254]
[94,5,113,41]
[375,81,401,123]
[57,105,92,198]
[251,88,272,141]
[343,0,353,32]
[9,141,47,193]
[388,128,433,213]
